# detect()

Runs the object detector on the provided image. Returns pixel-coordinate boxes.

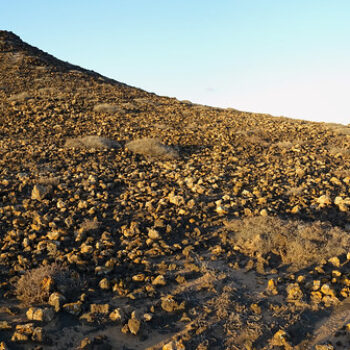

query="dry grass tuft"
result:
[79,218,100,233]
[16,263,81,305]
[64,135,120,149]
[126,138,179,160]
[274,140,293,149]
[225,216,350,270]
[8,91,30,101]
[93,103,122,114]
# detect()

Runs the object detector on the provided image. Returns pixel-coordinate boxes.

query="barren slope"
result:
[1,31,350,349]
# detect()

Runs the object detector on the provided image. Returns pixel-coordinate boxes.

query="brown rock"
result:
[128,318,141,335]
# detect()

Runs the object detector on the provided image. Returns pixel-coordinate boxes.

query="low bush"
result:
[224,216,350,270]
[64,135,120,149]
[126,137,178,160]
[16,263,81,305]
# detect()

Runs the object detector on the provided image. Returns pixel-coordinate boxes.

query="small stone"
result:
[148,228,160,240]
[128,318,141,335]
[260,209,268,217]
[143,313,152,321]
[132,273,145,282]
[121,324,129,334]
[26,307,54,322]
[310,291,323,304]
[0,321,11,330]
[0,342,9,350]
[266,279,278,295]
[32,327,44,342]
[161,296,185,313]
[80,312,94,323]
[79,337,91,349]
[271,329,292,349]
[99,278,110,290]
[90,304,110,315]
[63,301,83,316]
[11,331,28,342]
[163,340,186,350]
[315,345,334,350]
[15,323,34,335]
[286,283,303,301]
[320,284,336,297]
[328,256,341,267]
[31,184,51,200]
[49,292,66,312]
[152,275,166,286]
[316,195,332,208]
[250,303,261,315]
[109,308,124,322]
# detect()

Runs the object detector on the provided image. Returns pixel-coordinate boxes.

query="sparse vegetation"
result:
[16,263,81,305]
[126,137,179,159]
[224,216,350,270]
[8,91,30,101]
[93,103,122,114]
[64,135,120,149]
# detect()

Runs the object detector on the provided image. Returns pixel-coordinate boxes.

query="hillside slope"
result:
[1,31,350,349]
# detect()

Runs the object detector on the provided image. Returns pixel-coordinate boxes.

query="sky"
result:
[1,0,349,124]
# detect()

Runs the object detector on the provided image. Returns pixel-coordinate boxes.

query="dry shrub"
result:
[8,91,30,101]
[326,123,350,136]
[16,263,81,305]
[93,103,122,114]
[78,218,100,233]
[285,185,304,197]
[126,138,179,160]
[36,176,60,186]
[225,216,350,270]
[64,135,120,149]
[274,140,293,149]
[235,129,269,147]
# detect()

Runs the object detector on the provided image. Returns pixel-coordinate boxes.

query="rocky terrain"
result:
[1,30,350,350]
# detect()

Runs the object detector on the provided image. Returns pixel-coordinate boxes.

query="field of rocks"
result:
[1,30,350,350]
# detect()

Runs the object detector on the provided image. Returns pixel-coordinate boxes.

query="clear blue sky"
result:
[1,1,349,124]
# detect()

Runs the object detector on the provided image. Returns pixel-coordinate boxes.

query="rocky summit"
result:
[1,30,350,350]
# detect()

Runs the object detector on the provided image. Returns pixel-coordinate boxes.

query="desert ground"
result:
[1,30,350,349]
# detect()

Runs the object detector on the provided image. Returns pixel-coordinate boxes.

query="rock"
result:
[90,304,110,315]
[15,323,34,335]
[49,292,66,312]
[99,278,110,290]
[315,345,334,350]
[163,340,186,350]
[128,318,141,335]
[32,327,44,342]
[320,284,336,297]
[109,308,124,322]
[152,275,166,286]
[286,283,303,301]
[328,256,341,267]
[31,184,51,200]
[79,337,92,349]
[0,321,11,330]
[316,195,332,208]
[80,312,94,323]
[26,307,54,322]
[143,313,152,321]
[266,279,278,295]
[271,329,292,349]
[148,228,161,240]
[161,296,185,313]
[0,342,9,350]
[11,331,28,342]
[63,301,83,316]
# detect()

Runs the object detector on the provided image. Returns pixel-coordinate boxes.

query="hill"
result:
[1,31,350,349]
